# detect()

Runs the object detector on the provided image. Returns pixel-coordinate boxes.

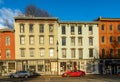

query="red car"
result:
[117,72,120,76]
[62,70,85,77]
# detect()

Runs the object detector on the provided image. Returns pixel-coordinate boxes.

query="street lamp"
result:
[56,41,59,75]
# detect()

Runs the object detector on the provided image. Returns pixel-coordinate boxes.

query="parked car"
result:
[62,70,85,77]
[117,72,120,76]
[9,70,32,78]
[31,72,41,77]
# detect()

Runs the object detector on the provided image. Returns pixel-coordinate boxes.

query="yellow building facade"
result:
[14,17,58,75]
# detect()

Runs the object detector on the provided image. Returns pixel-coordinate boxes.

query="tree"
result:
[3,19,13,29]
[25,4,51,17]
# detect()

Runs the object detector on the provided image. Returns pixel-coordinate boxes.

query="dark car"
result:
[31,72,41,77]
[62,70,85,77]
[9,70,32,78]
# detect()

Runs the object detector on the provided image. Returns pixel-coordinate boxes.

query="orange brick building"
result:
[0,28,15,75]
[96,17,120,74]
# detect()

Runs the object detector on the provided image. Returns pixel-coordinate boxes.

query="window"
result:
[89,26,93,35]
[49,36,54,45]
[62,37,66,46]
[71,37,75,46]
[71,26,75,35]
[40,48,44,57]
[110,49,114,58]
[6,49,10,58]
[118,49,120,58]
[38,61,44,72]
[89,49,93,57]
[62,25,66,34]
[102,36,104,43]
[101,24,104,30]
[29,36,34,45]
[71,49,75,58]
[29,24,34,33]
[20,36,25,45]
[50,49,54,57]
[29,49,34,57]
[78,49,83,59]
[102,49,105,58]
[49,24,54,33]
[39,36,44,44]
[62,49,66,58]
[8,62,15,72]
[118,25,120,31]
[89,38,93,46]
[110,36,113,43]
[39,24,44,33]
[78,26,82,34]
[6,37,10,46]
[118,36,120,43]
[20,48,25,57]
[20,24,24,33]
[78,37,82,46]
[109,24,112,31]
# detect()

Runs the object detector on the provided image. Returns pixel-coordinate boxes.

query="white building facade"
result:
[58,22,99,75]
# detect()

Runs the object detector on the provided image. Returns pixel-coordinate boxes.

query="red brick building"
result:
[96,17,120,74]
[0,28,15,75]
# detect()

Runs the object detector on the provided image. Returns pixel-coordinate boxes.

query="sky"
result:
[0,0,120,28]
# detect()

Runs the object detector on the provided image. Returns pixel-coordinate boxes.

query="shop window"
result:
[8,62,15,72]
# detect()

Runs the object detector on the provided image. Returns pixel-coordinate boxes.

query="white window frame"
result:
[78,49,83,59]
[49,24,54,33]
[50,49,54,57]
[39,36,44,44]
[6,37,10,46]
[20,36,25,45]
[6,49,10,58]
[78,37,82,46]
[40,48,44,57]
[49,36,54,45]
[20,24,24,33]
[71,37,75,46]
[30,49,34,57]
[29,36,34,45]
[71,49,75,58]
[62,49,66,58]
[89,37,93,46]
[20,48,25,57]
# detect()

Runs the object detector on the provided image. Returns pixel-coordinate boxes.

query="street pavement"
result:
[0,74,120,82]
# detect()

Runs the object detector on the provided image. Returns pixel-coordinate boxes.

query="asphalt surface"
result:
[0,74,119,82]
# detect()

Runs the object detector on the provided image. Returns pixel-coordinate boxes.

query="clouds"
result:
[0,0,3,4]
[0,7,22,29]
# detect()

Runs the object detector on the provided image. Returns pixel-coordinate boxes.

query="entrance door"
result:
[51,62,57,75]
[45,61,50,75]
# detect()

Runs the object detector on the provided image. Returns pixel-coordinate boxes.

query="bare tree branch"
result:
[25,4,51,17]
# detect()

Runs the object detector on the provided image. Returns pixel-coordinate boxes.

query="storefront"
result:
[16,59,58,75]
[99,59,120,74]
[0,61,16,76]
[58,59,99,75]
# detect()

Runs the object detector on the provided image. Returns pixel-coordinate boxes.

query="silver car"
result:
[9,71,31,78]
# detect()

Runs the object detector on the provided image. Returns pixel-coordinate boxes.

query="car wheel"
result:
[10,75,14,78]
[24,75,28,78]
[80,74,83,77]
[67,74,70,77]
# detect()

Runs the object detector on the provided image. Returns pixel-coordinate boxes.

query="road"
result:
[0,75,120,82]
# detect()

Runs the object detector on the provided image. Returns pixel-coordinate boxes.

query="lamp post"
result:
[56,41,59,75]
